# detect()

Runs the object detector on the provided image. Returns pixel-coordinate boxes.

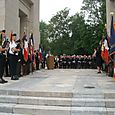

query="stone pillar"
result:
[0,0,40,48]
[20,16,28,38]
[106,0,115,36]
[0,0,6,31]
[5,0,19,38]
[33,0,40,49]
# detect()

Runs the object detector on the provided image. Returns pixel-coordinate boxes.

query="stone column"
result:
[5,0,19,38]
[106,0,115,36]
[33,0,40,49]
[0,0,6,31]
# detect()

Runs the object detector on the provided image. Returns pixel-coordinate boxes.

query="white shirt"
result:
[103,39,109,50]
[9,41,18,55]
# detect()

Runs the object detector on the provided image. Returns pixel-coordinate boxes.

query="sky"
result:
[40,0,83,22]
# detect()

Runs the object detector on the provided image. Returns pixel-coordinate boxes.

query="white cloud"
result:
[40,0,83,22]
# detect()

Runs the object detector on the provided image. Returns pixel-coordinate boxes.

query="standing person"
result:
[92,48,97,69]
[9,33,20,80]
[4,39,10,77]
[0,30,8,83]
[54,56,58,69]
[29,33,34,73]
[96,46,103,73]
[16,39,23,77]
[36,50,40,70]
[42,51,46,69]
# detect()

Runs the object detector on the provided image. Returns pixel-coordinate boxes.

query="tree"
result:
[70,13,88,54]
[40,21,50,51]
[40,0,106,55]
[81,0,106,25]
[81,0,106,50]
[48,8,72,55]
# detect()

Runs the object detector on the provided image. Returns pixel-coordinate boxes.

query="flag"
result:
[23,40,28,62]
[9,32,12,40]
[110,15,115,55]
[29,33,34,62]
[39,47,43,62]
[101,34,109,65]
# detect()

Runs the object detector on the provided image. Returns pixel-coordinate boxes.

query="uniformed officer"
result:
[0,30,8,83]
[58,55,62,69]
[9,33,20,80]
[54,56,58,69]
[62,56,66,69]
[71,55,76,69]
[16,39,23,77]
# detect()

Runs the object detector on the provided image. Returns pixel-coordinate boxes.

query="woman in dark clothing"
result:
[96,46,103,73]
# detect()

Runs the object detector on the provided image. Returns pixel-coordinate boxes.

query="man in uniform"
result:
[36,50,40,70]
[9,33,20,80]
[16,39,23,77]
[0,30,8,83]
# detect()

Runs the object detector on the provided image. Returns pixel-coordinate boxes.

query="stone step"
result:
[0,113,27,115]
[0,95,71,107]
[1,95,115,108]
[0,103,113,115]
[71,107,107,115]
[73,94,104,99]
[0,90,73,98]
[105,92,115,99]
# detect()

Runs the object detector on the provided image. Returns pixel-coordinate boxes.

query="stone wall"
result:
[106,0,115,36]
[0,0,40,49]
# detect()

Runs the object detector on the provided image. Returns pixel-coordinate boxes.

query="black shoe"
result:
[1,78,8,83]
[11,77,16,80]
[19,74,23,77]
[11,76,19,80]
[15,77,19,80]
[11,76,16,80]
[97,71,101,74]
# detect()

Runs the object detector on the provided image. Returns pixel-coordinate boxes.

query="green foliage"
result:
[81,0,106,24]
[40,21,50,51]
[48,8,72,55]
[81,0,106,52]
[70,14,89,54]
[40,0,106,55]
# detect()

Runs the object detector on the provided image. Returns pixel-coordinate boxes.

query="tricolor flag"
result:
[39,48,42,62]
[101,34,109,65]
[39,46,43,62]
[29,33,34,62]
[23,40,28,62]
[110,15,115,55]
[9,31,13,40]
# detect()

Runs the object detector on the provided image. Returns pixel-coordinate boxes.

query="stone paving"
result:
[0,69,115,115]
[1,69,114,95]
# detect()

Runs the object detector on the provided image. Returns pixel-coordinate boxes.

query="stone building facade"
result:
[106,0,115,36]
[0,0,40,49]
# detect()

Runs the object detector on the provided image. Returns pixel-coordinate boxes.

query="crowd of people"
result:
[0,29,112,84]
[0,30,46,84]
[54,55,97,69]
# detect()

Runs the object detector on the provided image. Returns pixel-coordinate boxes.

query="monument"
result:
[106,0,115,36]
[0,0,40,49]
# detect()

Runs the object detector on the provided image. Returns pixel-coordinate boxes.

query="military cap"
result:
[12,33,17,36]
[2,30,6,33]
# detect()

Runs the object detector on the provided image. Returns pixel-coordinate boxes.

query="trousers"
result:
[9,54,18,77]
[0,54,5,78]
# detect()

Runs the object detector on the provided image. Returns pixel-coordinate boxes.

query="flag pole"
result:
[110,12,115,80]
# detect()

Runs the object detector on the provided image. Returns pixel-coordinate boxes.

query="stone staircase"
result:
[0,90,115,115]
